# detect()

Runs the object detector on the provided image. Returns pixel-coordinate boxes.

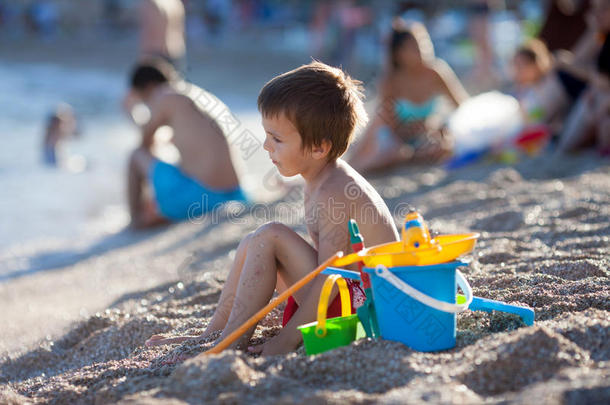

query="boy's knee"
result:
[239,232,255,249]
[253,221,291,240]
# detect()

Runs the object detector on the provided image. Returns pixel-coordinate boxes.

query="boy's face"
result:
[262,113,312,177]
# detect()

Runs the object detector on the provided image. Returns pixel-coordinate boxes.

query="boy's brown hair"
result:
[258,61,367,161]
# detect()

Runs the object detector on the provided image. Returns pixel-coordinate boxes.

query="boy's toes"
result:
[145,335,167,346]
[247,345,264,355]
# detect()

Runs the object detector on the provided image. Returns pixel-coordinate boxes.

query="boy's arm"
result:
[294,198,351,321]
[262,199,350,354]
[141,96,170,150]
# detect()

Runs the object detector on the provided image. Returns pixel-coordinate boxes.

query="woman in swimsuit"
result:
[349,18,468,173]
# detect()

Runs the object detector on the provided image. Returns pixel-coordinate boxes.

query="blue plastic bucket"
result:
[363,261,472,352]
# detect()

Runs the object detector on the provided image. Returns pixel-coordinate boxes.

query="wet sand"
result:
[1,151,608,404]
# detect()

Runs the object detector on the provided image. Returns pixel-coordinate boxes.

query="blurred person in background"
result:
[124,0,186,126]
[558,0,610,154]
[539,0,591,52]
[498,0,609,137]
[349,18,468,173]
[24,0,58,39]
[467,0,500,90]
[329,0,372,71]
[203,0,231,41]
[42,103,77,167]
[511,39,554,123]
[309,1,332,58]
[138,0,186,72]
[124,61,246,229]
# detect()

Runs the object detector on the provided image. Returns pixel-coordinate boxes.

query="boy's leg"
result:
[203,233,254,333]
[220,222,318,348]
[146,232,254,346]
[127,147,167,228]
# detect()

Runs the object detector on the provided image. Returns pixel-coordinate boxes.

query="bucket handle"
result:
[315,275,351,337]
[375,264,473,313]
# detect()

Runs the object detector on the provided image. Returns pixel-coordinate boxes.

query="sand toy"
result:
[457,293,535,326]
[365,261,472,351]
[322,213,534,351]
[322,266,535,327]
[348,220,381,338]
[298,274,365,355]
[334,212,479,268]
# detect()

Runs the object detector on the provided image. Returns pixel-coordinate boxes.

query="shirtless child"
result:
[146,61,399,355]
[126,61,246,228]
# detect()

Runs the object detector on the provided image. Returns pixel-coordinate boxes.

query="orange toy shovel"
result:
[201,252,346,355]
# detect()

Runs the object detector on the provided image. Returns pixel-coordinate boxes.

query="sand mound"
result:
[459,326,590,395]
[0,385,31,405]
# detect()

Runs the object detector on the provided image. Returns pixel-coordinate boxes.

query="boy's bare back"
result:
[146,83,239,190]
[304,159,398,261]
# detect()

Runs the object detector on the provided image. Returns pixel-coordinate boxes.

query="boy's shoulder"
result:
[310,160,377,206]
[308,160,398,245]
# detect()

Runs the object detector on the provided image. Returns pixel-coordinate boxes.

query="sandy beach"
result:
[1,147,608,403]
[1,33,609,404]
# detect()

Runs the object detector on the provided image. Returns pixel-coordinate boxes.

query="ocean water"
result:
[0,62,273,279]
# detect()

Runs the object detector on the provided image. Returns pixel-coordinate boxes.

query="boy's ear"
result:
[311,139,332,160]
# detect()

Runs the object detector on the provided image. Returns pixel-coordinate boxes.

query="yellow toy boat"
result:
[335,212,479,267]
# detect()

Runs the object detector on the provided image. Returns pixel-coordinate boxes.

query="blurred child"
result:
[125,60,246,228]
[511,39,554,123]
[42,103,76,167]
[349,18,468,173]
[146,61,399,355]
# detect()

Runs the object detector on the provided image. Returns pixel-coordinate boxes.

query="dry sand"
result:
[1,152,608,404]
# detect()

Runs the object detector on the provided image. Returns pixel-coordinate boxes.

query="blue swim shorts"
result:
[149,160,247,221]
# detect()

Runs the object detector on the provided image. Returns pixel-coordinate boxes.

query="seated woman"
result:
[349,19,468,173]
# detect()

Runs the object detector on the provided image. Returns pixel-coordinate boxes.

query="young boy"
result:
[125,61,246,228]
[146,61,399,355]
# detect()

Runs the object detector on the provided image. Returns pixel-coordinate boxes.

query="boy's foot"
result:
[130,210,170,230]
[145,334,197,347]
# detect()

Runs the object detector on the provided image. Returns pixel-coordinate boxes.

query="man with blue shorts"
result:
[125,61,247,228]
